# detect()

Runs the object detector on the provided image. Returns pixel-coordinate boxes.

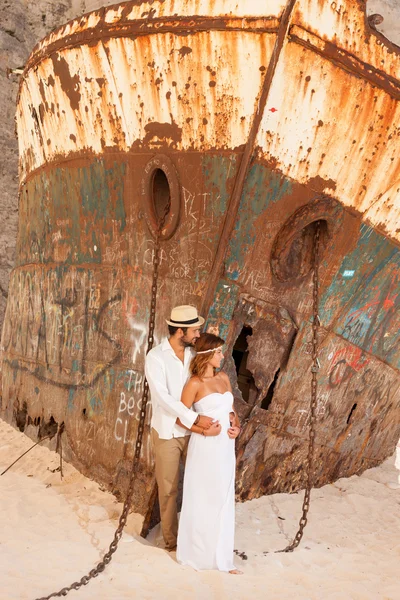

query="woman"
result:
[175,333,241,574]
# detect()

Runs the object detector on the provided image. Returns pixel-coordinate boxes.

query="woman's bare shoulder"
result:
[185,376,202,389]
[181,376,202,404]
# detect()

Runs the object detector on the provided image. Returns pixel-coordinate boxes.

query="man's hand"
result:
[204,422,222,437]
[227,426,240,439]
[197,415,216,429]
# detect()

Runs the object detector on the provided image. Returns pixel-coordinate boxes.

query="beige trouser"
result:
[151,428,189,549]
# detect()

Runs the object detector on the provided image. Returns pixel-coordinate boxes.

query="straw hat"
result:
[166,305,205,328]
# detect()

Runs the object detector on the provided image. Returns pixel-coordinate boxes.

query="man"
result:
[145,305,216,551]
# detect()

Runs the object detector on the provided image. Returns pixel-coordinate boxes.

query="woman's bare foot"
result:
[229,569,243,575]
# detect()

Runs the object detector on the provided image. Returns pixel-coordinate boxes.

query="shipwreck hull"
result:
[1,0,400,528]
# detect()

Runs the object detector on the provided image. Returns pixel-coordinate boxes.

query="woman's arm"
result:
[176,418,220,436]
[180,378,199,408]
[230,409,240,429]
[221,371,233,394]
[220,372,240,438]
[228,406,240,438]
[221,372,240,426]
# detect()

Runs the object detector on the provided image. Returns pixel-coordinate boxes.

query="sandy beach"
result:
[1,418,399,600]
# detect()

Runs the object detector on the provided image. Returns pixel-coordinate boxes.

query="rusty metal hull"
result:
[1,0,400,527]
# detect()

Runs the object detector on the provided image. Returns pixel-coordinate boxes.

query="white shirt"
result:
[145,337,198,439]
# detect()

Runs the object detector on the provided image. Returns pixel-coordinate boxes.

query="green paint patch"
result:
[18,161,127,266]
[115,193,127,232]
[68,388,76,411]
[207,279,239,339]
[226,164,292,279]
[320,223,400,369]
[89,395,103,415]
[202,154,238,219]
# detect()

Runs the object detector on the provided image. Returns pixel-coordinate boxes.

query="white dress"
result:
[177,391,236,572]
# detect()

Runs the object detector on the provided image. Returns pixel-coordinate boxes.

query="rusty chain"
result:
[279,220,320,553]
[55,423,65,479]
[35,199,171,599]
[1,436,52,476]
[1,423,65,477]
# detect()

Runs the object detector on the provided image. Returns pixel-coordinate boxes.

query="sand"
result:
[1,419,399,600]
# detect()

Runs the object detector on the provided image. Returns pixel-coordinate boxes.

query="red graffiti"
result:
[330,346,369,376]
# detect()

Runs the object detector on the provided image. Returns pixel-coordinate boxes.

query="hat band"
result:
[169,317,199,325]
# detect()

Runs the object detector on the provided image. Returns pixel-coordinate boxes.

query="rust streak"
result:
[289,25,400,101]
[23,16,279,76]
[50,53,81,111]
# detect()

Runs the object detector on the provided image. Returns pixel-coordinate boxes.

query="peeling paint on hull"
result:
[1,0,400,529]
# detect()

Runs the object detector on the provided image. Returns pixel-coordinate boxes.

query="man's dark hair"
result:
[168,325,188,336]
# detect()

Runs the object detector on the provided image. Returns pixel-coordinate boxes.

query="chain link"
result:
[55,423,65,479]
[279,220,320,553]
[35,200,171,600]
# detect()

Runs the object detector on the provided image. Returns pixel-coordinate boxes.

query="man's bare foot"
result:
[229,569,243,575]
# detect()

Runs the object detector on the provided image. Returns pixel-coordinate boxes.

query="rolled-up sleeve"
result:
[145,352,197,429]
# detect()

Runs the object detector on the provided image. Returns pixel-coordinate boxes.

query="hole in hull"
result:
[232,326,258,404]
[272,219,328,282]
[141,154,181,240]
[38,415,58,440]
[15,401,28,432]
[347,403,357,424]
[261,369,280,411]
[152,168,171,223]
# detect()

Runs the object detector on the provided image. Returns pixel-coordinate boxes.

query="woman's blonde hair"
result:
[190,332,225,379]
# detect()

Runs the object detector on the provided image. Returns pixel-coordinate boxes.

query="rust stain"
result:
[143,120,182,145]
[178,45,192,58]
[50,53,81,111]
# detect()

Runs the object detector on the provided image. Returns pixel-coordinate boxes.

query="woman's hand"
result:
[227,426,240,439]
[203,422,222,437]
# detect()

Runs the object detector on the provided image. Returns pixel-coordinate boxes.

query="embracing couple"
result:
[145,305,242,574]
